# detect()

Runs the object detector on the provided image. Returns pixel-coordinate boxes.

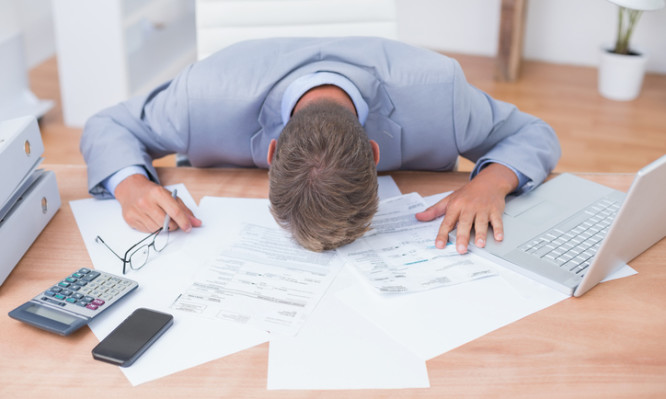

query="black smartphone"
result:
[92,308,173,367]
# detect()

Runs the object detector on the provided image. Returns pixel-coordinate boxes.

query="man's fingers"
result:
[473,214,489,248]
[415,198,449,222]
[432,200,459,248]
[454,210,474,254]
[158,191,194,232]
[435,223,451,249]
[490,212,504,242]
[114,176,202,234]
[178,197,203,228]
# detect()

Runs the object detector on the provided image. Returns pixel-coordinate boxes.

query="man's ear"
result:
[267,139,277,166]
[370,140,380,166]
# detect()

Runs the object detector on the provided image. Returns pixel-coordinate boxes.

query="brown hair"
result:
[269,100,378,251]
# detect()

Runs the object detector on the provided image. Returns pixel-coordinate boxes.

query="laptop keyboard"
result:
[518,198,622,275]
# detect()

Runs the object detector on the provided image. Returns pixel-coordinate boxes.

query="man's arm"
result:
[417,58,560,253]
[80,66,193,199]
[80,66,195,231]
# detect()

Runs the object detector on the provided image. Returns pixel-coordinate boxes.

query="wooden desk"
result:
[1,165,664,398]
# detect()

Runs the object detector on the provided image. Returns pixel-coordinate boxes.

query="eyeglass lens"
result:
[128,228,170,271]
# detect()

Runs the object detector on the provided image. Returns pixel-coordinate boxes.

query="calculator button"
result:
[78,268,91,274]
[65,277,78,283]
[75,301,88,307]
[43,297,66,307]
[44,290,56,296]
[54,294,66,300]
[91,299,105,306]
[70,285,82,291]
[82,272,101,282]
[66,298,77,304]
[51,286,62,292]
[58,282,70,288]
[86,303,99,310]
[83,296,95,302]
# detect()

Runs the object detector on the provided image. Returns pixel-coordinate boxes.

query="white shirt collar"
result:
[281,72,369,126]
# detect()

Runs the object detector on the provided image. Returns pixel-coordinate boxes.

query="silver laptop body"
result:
[451,155,666,297]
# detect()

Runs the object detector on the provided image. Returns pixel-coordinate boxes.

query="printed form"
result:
[172,223,343,336]
[336,193,496,293]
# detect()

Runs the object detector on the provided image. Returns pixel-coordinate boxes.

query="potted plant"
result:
[598,0,665,101]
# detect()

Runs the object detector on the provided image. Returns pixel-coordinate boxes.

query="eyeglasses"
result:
[96,227,170,274]
[96,189,177,274]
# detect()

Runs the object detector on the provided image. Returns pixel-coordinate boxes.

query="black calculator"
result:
[9,268,138,336]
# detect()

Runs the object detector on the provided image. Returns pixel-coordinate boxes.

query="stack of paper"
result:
[69,177,636,390]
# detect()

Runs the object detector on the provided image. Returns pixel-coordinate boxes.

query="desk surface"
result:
[1,165,664,399]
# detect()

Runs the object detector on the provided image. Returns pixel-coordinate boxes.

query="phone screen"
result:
[92,308,173,367]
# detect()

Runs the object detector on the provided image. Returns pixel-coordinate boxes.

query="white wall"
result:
[0,0,55,68]
[524,0,666,73]
[396,0,666,73]
[396,0,501,56]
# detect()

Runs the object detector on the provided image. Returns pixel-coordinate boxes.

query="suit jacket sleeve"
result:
[80,65,193,198]
[450,61,561,192]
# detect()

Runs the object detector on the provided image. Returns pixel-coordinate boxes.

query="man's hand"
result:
[415,163,519,254]
[114,174,202,233]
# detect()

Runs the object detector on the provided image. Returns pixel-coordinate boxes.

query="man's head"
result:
[268,100,379,252]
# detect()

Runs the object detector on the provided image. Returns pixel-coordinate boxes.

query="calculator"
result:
[9,268,138,336]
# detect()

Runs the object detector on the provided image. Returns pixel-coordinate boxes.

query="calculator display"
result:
[24,303,80,325]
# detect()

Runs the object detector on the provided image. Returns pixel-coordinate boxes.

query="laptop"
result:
[450,155,666,297]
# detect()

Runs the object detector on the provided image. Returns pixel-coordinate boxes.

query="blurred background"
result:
[2,0,665,173]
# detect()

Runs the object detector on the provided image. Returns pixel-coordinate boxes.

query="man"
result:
[81,37,560,253]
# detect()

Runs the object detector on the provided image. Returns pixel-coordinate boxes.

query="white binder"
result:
[0,116,60,286]
[0,170,61,286]
[0,116,45,209]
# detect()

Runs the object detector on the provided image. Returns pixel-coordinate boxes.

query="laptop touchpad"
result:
[510,200,559,225]
[505,193,548,217]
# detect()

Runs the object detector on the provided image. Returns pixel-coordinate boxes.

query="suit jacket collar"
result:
[250,60,402,171]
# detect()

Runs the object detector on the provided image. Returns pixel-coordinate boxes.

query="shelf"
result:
[52,0,197,127]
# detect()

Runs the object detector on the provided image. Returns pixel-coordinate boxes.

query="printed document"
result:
[172,223,344,336]
[336,193,496,293]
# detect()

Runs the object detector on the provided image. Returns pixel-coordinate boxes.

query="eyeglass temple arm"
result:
[95,235,127,262]
[123,227,163,256]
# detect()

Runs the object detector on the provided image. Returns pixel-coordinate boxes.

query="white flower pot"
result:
[598,48,648,101]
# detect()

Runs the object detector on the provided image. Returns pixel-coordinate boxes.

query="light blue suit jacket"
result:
[81,37,560,198]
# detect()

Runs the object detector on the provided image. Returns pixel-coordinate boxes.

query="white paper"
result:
[172,222,343,336]
[267,266,430,390]
[337,253,570,360]
[336,193,496,293]
[70,184,269,386]
[377,175,402,200]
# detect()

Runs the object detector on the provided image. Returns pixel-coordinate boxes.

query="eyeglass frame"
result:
[95,226,170,274]
[95,189,177,274]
